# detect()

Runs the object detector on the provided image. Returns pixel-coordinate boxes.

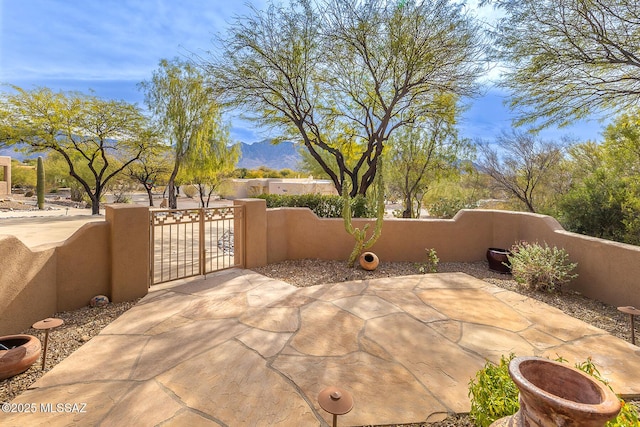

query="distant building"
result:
[0,156,11,196]
[223,177,337,199]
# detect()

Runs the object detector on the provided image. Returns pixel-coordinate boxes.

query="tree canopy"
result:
[0,86,152,214]
[140,58,229,209]
[386,93,471,218]
[204,0,485,197]
[482,0,640,129]
[476,130,565,213]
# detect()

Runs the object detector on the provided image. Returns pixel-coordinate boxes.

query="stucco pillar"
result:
[0,156,11,196]
[106,204,149,302]
[235,198,267,268]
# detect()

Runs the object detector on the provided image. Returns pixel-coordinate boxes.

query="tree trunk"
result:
[146,185,154,207]
[168,162,179,209]
[402,194,413,218]
[90,194,100,215]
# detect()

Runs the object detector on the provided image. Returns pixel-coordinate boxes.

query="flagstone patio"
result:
[4,269,640,426]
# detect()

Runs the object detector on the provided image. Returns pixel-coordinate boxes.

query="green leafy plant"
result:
[427,196,477,218]
[468,354,520,427]
[182,184,198,199]
[257,193,373,218]
[507,241,578,292]
[469,354,639,427]
[416,248,439,274]
[574,358,640,427]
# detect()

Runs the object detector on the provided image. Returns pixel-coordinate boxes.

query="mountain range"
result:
[236,140,302,171]
[1,139,304,171]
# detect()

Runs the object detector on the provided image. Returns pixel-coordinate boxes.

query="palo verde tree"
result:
[482,0,640,129]
[0,86,152,214]
[204,0,485,197]
[476,130,565,213]
[386,93,472,218]
[126,139,173,207]
[139,58,225,209]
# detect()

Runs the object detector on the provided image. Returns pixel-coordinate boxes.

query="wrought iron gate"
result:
[149,205,244,285]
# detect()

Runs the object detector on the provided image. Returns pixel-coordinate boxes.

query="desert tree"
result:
[482,0,640,129]
[387,93,472,218]
[178,125,240,208]
[204,0,486,197]
[139,58,226,209]
[476,130,565,213]
[0,86,153,214]
[126,139,173,207]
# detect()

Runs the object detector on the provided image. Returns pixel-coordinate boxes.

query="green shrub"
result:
[182,184,198,199]
[415,248,439,274]
[468,354,520,427]
[257,193,374,218]
[427,196,477,219]
[507,241,578,292]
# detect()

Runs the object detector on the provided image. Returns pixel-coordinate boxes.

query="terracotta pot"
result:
[491,357,621,427]
[487,248,511,274]
[359,252,379,271]
[0,334,42,380]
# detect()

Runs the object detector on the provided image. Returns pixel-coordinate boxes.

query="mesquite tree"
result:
[204,0,485,197]
[482,0,640,129]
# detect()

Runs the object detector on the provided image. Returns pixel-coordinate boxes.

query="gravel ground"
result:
[2,260,638,426]
[0,300,138,403]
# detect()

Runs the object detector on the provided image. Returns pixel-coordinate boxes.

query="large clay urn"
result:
[491,357,621,427]
[0,335,42,380]
[486,247,511,273]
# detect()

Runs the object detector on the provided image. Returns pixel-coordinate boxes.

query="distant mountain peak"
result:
[237,140,302,170]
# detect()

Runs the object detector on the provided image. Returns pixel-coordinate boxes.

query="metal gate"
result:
[149,205,244,285]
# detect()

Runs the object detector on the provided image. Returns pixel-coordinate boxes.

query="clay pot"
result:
[0,334,42,380]
[359,252,379,271]
[487,248,511,274]
[491,357,621,427]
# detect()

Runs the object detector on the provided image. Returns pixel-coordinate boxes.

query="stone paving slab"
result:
[4,270,640,426]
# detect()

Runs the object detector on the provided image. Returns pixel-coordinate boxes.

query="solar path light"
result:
[318,386,354,427]
[617,306,640,345]
[32,317,64,370]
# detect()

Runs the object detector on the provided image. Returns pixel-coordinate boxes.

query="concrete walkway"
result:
[5,270,640,426]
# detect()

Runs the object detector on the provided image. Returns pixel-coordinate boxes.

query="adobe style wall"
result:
[0,156,11,196]
[0,205,149,335]
[249,205,640,309]
[2,200,639,334]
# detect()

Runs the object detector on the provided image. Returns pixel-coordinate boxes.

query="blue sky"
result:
[1,0,609,146]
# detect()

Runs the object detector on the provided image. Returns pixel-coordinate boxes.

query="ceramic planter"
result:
[359,252,379,271]
[487,247,511,273]
[491,357,621,427]
[0,334,42,380]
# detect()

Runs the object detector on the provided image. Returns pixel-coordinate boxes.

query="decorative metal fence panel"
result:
[149,205,244,285]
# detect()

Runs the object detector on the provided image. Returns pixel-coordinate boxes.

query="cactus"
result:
[343,158,385,267]
[37,156,45,210]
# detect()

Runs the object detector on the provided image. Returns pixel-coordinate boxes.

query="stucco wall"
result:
[0,156,11,196]
[55,222,111,312]
[0,205,150,335]
[0,236,57,335]
[2,202,639,334]
[261,207,640,309]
